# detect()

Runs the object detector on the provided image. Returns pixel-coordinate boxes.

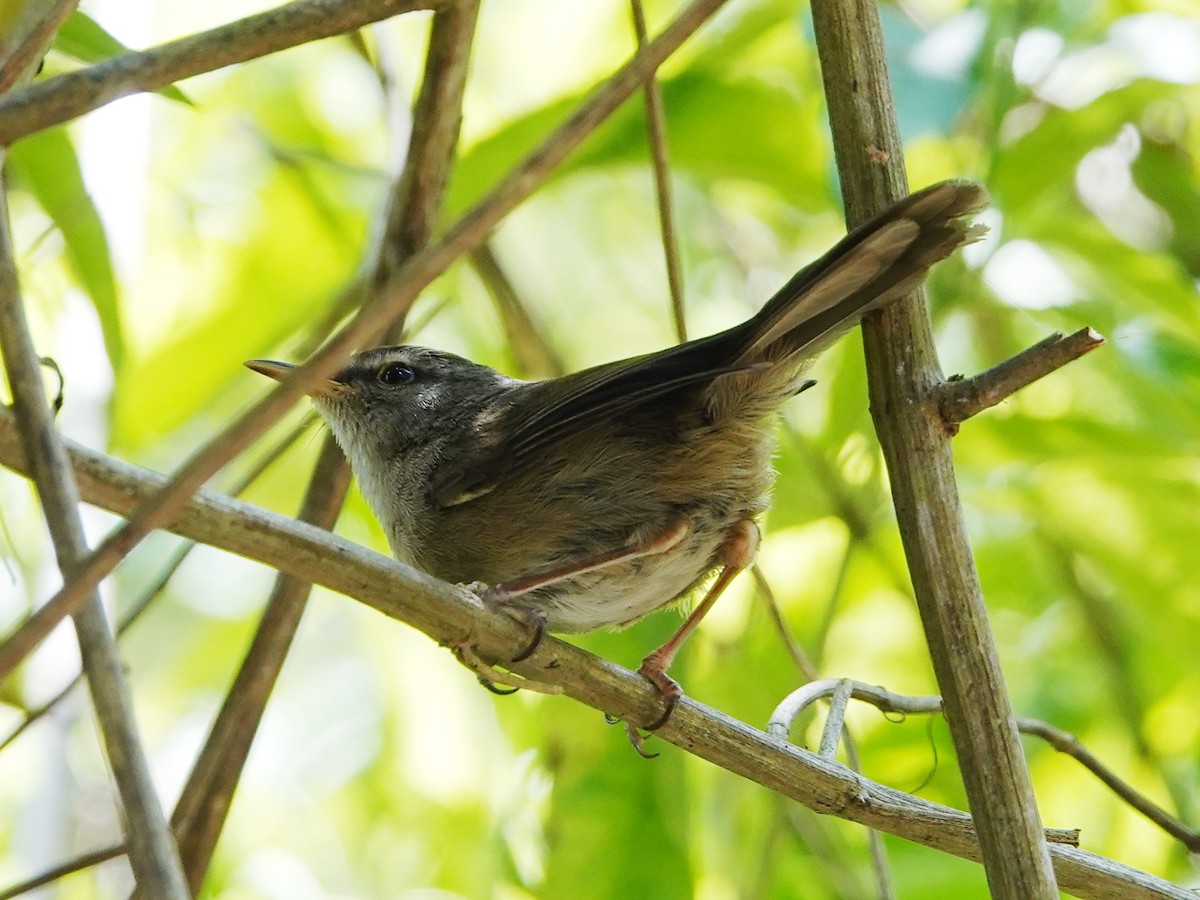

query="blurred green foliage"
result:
[1,0,1199,897]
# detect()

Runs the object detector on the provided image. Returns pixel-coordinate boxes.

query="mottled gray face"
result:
[313,345,513,470]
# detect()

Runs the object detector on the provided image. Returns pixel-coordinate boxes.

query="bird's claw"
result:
[622,662,683,756]
[449,602,555,696]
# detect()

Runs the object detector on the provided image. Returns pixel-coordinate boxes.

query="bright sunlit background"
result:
[2,0,1199,897]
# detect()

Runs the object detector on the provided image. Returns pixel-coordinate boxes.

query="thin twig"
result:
[818,679,853,758]
[753,567,894,898]
[0,181,186,893]
[0,0,79,93]
[0,0,732,684]
[2,410,1183,900]
[0,0,444,144]
[751,565,816,678]
[1015,718,1200,854]
[769,679,945,735]
[0,842,125,900]
[470,244,565,378]
[1052,545,1194,825]
[937,328,1105,427]
[811,530,855,670]
[630,0,686,341]
[768,678,1199,853]
[0,541,189,753]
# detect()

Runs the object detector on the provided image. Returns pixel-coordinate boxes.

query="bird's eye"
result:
[378,363,415,385]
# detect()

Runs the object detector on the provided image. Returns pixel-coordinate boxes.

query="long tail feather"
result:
[734,180,988,365]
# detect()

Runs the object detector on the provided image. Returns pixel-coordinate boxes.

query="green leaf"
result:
[448,70,829,217]
[8,126,125,369]
[111,168,365,447]
[539,718,694,900]
[1132,136,1200,277]
[53,10,192,105]
[992,80,1179,219]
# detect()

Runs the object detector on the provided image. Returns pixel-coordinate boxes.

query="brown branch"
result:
[0,179,186,895]
[470,244,565,378]
[1016,718,1200,854]
[938,328,1105,427]
[0,412,313,756]
[769,678,1199,854]
[0,0,444,145]
[0,410,1189,900]
[630,0,686,341]
[0,0,732,684]
[0,0,79,93]
[0,842,125,900]
[809,1,1059,895]
[165,5,481,893]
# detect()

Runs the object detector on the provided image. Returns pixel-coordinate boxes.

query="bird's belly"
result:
[511,528,726,633]
[410,416,777,632]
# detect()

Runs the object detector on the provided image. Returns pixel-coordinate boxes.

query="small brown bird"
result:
[248,180,986,739]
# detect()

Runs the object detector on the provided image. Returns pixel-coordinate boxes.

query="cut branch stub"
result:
[938,328,1105,429]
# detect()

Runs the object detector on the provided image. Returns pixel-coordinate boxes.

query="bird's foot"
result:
[453,586,555,695]
[623,655,684,758]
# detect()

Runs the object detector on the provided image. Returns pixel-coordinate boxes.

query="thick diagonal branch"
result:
[0,410,1188,900]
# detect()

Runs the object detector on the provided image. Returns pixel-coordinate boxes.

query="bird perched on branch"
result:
[248,179,987,749]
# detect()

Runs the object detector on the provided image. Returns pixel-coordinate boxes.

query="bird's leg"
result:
[626,520,759,753]
[471,518,690,604]
[459,520,691,694]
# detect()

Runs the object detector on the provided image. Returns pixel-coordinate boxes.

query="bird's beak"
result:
[244,359,347,398]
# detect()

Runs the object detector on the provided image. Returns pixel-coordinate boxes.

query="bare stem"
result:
[0,182,186,894]
[630,0,686,341]
[938,328,1105,427]
[809,0,1058,894]
[0,0,444,144]
[817,679,853,759]
[1016,718,1200,853]
[0,842,125,900]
